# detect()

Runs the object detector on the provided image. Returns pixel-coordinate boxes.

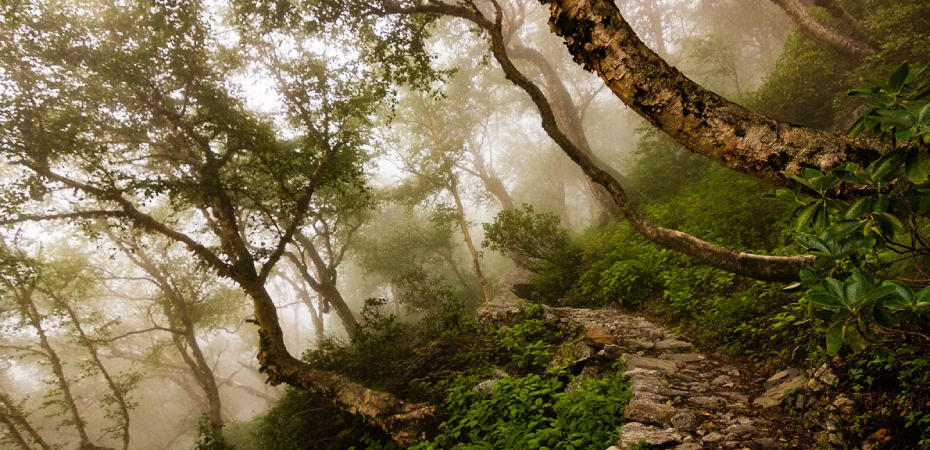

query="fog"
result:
[1,0,858,447]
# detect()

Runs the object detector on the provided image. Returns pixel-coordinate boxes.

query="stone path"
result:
[478,271,811,450]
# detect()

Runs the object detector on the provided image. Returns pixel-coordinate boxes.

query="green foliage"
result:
[768,63,930,358]
[482,205,574,273]
[410,369,631,450]
[228,387,391,450]
[494,305,553,370]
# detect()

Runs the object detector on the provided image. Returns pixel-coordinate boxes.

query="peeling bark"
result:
[770,0,875,57]
[539,0,886,186]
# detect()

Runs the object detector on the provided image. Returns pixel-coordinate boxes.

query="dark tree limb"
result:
[539,0,887,186]
[770,0,875,57]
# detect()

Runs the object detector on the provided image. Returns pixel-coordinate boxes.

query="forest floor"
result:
[479,270,814,450]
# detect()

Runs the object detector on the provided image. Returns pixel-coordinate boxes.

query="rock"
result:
[625,400,677,426]
[765,368,799,390]
[625,356,679,375]
[622,338,656,350]
[722,423,762,438]
[548,341,593,370]
[472,378,501,397]
[618,423,682,449]
[622,368,661,380]
[711,375,732,386]
[688,396,725,407]
[671,411,699,432]
[655,339,693,351]
[674,444,704,450]
[564,365,599,395]
[814,431,832,448]
[750,438,784,449]
[754,373,809,408]
[584,325,616,347]
[718,391,750,404]
[661,353,705,363]
[632,391,670,404]
[828,432,844,445]
[867,428,889,442]
[702,432,725,443]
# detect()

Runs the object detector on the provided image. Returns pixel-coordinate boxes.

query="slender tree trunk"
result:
[15,285,90,447]
[0,390,52,450]
[55,299,131,450]
[448,176,494,303]
[287,234,360,337]
[0,414,32,450]
[769,0,875,57]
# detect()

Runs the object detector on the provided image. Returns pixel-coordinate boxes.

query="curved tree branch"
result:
[769,0,875,57]
[539,0,887,186]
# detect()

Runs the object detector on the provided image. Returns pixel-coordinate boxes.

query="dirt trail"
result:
[479,270,811,450]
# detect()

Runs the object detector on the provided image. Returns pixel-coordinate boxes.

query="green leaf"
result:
[845,197,871,219]
[799,268,818,281]
[826,323,845,355]
[874,212,904,237]
[867,148,906,182]
[919,103,930,125]
[783,171,816,191]
[795,203,819,232]
[871,194,891,213]
[878,109,917,128]
[888,61,910,92]
[843,273,869,304]
[853,284,897,308]
[905,146,930,182]
[807,293,845,308]
[827,220,861,237]
[822,277,845,298]
[794,234,830,253]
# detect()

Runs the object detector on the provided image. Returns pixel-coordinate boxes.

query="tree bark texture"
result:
[539,0,886,186]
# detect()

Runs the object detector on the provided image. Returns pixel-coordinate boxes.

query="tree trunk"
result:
[15,285,90,447]
[55,299,131,450]
[539,0,886,185]
[769,0,875,57]
[0,390,52,450]
[449,176,495,303]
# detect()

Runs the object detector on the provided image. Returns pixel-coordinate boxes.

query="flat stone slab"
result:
[660,353,705,363]
[618,422,683,449]
[625,400,677,426]
[754,375,809,408]
[625,356,679,375]
[655,338,694,351]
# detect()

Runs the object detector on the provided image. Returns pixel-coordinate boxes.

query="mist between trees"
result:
[0,0,927,448]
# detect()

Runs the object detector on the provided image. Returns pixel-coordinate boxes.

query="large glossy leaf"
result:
[874,212,904,237]
[843,273,869,305]
[827,220,861,237]
[852,284,897,308]
[882,280,915,309]
[822,277,845,299]
[806,293,845,309]
[871,195,891,213]
[878,109,917,128]
[794,234,830,253]
[845,197,871,219]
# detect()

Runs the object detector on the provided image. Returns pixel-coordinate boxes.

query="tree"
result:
[1,0,434,440]
[0,243,136,450]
